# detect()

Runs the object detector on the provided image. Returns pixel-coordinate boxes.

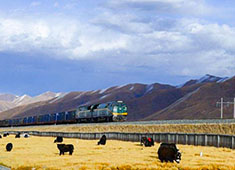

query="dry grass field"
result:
[0,135,234,170]
[1,123,235,135]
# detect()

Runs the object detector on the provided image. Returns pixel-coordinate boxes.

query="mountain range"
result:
[0,92,62,112]
[0,74,234,121]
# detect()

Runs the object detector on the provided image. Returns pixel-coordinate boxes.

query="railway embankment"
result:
[1,122,234,135]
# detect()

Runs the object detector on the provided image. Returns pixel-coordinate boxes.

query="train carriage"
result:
[0,101,128,127]
[23,117,28,125]
[49,113,56,123]
[66,110,77,123]
[27,116,33,125]
[57,112,66,123]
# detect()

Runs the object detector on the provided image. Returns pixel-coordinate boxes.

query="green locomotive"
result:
[77,101,128,122]
[0,101,128,127]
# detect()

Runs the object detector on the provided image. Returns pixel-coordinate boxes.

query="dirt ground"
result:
[0,135,234,170]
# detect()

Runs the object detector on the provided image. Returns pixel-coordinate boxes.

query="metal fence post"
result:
[205,135,207,146]
[176,134,178,144]
[232,136,234,149]
[195,135,198,146]
[217,135,220,147]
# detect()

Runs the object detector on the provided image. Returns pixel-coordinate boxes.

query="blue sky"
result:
[0,0,234,96]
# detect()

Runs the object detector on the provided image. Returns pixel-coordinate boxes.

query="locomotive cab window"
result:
[123,106,127,112]
[113,106,118,112]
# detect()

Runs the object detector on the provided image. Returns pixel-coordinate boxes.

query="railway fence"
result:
[5,131,235,149]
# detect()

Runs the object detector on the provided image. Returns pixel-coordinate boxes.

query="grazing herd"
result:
[1,132,30,153]
[52,134,181,163]
[0,132,181,163]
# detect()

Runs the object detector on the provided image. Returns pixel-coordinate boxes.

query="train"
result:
[0,101,128,127]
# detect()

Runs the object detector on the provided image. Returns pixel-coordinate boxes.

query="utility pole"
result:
[216,98,235,119]
[234,98,235,119]
[221,98,223,119]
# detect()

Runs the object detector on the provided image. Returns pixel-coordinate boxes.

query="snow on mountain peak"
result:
[145,84,154,94]
[13,94,32,106]
[129,86,134,90]
[99,88,109,94]
[216,77,230,83]
[198,74,232,84]
[196,74,222,83]
[176,74,230,88]
[18,94,31,101]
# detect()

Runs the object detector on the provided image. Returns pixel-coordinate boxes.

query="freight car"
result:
[0,101,128,127]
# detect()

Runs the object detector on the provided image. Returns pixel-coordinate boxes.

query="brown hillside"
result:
[144,77,235,120]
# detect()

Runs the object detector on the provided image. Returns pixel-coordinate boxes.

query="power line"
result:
[216,98,235,119]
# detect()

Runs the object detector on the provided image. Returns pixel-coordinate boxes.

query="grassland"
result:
[1,123,235,135]
[0,135,234,170]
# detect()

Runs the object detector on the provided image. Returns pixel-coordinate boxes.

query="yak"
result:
[3,133,9,137]
[97,135,106,145]
[57,144,74,155]
[140,137,154,147]
[15,133,20,138]
[54,136,63,143]
[23,133,30,138]
[157,143,181,163]
[145,137,154,147]
[6,143,13,152]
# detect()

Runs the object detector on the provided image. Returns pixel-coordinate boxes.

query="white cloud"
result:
[0,17,81,53]
[0,0,234,77]
[186,23,235,52]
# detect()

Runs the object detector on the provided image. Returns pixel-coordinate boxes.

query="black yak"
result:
[145,137,154,147]
[15,133,20,138]
[54,136,63,143]
[157,143,181,163]
[6,143,13,152]
[23,133,30,138]
[57,144,74,155]
[140,137,154,147]
[3,133,9,137]
[97,135,106,145]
